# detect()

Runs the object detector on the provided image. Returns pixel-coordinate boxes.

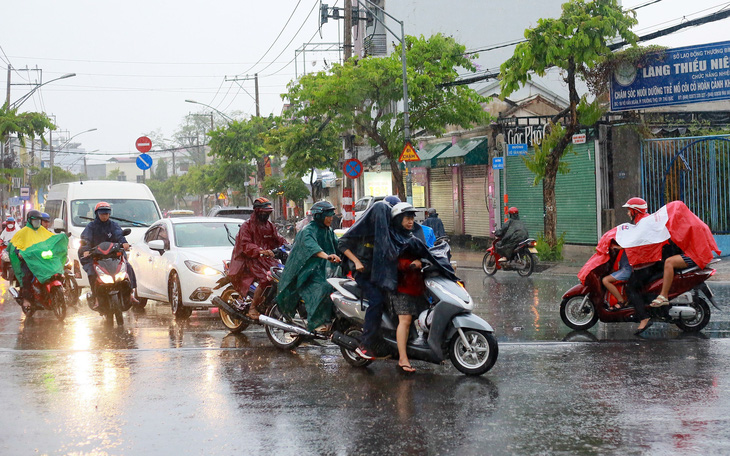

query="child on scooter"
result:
[602,239,632,310]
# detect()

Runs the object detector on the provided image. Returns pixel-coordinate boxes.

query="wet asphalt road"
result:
[1,270,730,455]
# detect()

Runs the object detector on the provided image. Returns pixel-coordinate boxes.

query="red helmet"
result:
[94,201,112,214]
[622,197,647,214]
[253,197,273,212]
[508,207,519,215]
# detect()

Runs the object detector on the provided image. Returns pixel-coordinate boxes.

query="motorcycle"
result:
[482,236,538,277]
[0,241,14,282]
[63,258,80,307]
[9,255,67,322]
[561,257,720,333]
[212,245,290,333]
[329,242,499,376]
[84,238,134,326]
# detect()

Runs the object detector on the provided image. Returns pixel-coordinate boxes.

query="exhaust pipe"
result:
[258,315,327,339]
[331,330,359,351]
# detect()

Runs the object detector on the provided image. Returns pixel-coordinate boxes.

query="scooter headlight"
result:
[95,265,114,284]
[71,237,81,250]
[115,271,128,282]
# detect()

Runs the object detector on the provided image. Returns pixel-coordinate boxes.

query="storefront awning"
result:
[432,136,489,167]
[409,142,452,168]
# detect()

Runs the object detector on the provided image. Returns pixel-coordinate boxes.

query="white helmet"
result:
[391,202,417,218]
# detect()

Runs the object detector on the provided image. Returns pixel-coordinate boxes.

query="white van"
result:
[45,181,162,286]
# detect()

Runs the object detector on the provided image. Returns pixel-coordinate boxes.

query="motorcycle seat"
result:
[341,280,362,299]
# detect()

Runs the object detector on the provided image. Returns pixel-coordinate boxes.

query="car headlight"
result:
[184,260,221,276]
[71,237,81,250]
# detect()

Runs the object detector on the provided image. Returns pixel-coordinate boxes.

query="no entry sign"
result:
[343,158,363,179]
[135,136,152,153]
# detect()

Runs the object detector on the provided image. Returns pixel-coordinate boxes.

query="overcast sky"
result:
[2,0,729,166]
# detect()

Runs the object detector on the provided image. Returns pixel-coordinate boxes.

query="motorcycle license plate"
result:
[528,247,538,254]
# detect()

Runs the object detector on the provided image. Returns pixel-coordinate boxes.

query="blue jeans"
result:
[355,274,386,349]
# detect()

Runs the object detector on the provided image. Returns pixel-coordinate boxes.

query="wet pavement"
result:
[1,266,730,455]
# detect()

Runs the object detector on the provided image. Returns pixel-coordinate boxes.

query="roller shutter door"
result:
[429,168,454,233]
[463,165,490,238]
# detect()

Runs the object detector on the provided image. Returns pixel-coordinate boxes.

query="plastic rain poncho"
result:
[277,216,339,331]
[9,230,68,286]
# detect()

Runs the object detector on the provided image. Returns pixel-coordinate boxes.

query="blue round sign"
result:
[136,153,153,171]
[343,158,363,179]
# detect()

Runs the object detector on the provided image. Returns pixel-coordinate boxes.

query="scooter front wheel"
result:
[50,287,66,322]
[482,253,497,275]
[340,326,372,368]
[449,329,498,376]
[560,295,598,330]
[264,303,303,350]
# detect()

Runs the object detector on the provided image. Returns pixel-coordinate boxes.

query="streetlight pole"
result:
[50,127,97,187]
[8,73,76,110]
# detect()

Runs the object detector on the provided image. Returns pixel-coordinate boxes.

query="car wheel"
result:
[169,271,192,319]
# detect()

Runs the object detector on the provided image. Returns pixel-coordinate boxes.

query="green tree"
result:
[154,158,169,181]
[499,0,637,247]
[31,167,78,190]
[106,168,124,181]
[285,33,489,198]
[262,175,310,210]
[266,117,340,198]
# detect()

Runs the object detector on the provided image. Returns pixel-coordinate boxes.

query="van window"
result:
[45,200,62,219]
[71,199,160,227]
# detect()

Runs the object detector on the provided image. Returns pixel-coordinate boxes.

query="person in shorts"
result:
[602,239,631,310]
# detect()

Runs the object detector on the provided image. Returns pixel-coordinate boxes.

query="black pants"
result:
[626,264,662,320]
[356,274,386,349]
[20,259,34,300]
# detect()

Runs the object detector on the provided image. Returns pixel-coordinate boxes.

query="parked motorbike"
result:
[482,237,538,277]
[561,258,720,333]
[84,239,134,326]
[212,245,290,333]
[329,242,498,376]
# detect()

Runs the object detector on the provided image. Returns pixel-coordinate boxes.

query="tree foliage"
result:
[208,115,278,185]
[31,167,78,190]
[262,175,310,206]
[284,33,490,198]
[499,0,638,247]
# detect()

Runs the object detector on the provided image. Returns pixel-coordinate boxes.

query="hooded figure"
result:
[228,197,287,319]
[8,210,64,309]
[422,208,446,238]
[277,201,340,331]
[494,207,528,259]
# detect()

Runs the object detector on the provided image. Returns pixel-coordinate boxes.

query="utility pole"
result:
[254,74,260,117]
[344,0,353,60]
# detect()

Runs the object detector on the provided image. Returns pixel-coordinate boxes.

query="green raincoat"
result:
[277,220,338,331]
[9,234,68,286]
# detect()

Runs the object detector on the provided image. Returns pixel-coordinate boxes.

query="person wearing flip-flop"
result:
[649,250,696,310]
[602,239,632,311]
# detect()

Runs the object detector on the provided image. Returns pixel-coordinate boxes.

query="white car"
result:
[129,217,241,319]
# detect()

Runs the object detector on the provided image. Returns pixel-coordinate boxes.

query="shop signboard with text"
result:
[610,40,730,111]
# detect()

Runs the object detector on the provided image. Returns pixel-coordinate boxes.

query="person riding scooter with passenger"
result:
[9,211,55,311]
[229,197,287,321]
[277,201,341,333]
[79,202,137,310]
[494,207,528,262]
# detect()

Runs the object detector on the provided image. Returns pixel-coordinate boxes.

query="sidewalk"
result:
[451,245,730,282]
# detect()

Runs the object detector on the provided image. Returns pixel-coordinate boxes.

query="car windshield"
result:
[173,222,241,248]
[72,199,161,227]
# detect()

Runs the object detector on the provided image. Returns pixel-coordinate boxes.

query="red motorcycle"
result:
[483,237,538,277]
[0,241,14,282]
[85,241,134,326]
[9,270,67,321]
[561,257,720,333]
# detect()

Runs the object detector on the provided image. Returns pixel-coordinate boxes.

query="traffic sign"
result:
[343,158,363,179]
[398,142,420,162]
[135,136,152,153]
[136,153,153,170]
[218,193,226,200]
[492,157,504,170]
[20,187,30,201]
[507,143,528,156]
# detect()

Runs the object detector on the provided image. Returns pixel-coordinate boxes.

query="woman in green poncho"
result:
[277,201,342,332]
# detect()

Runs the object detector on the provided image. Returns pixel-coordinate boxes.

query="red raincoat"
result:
[228,212,286,294]
[578,201,720,284]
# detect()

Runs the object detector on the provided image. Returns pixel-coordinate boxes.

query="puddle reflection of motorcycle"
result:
[212,245,290,334]
[82,229,134,326]
[482,236,538,277]
[561,256,719,333]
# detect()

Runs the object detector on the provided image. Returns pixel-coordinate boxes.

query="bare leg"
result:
[637,317,651,331]
[602,275,625,306]
[659,255,687,298]
[247,285,266,320]
[397,315,415,372]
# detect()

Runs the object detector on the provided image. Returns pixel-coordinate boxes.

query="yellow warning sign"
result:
[398,142,420,162]
[218,193,226,200]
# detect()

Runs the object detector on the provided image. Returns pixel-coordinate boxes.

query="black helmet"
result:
[428,208,437,216]
[310,201,336,216]
[27,210,42,221]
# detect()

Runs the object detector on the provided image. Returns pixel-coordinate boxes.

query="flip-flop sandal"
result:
[397,364,416,374]
[650,296,669,307]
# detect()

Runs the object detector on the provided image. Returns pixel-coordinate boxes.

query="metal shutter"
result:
[429,168,454,233]
[462,165,490,238]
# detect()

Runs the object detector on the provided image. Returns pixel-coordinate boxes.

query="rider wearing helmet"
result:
[9,210,55,310]
[79,202,135,309]
[229,197,287,321]
[422,208,446,239]
[494,207,528,261]
[40,212,52,230]
[623,197,649,224]
[0,217,19,244]
[277,200,341,333]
